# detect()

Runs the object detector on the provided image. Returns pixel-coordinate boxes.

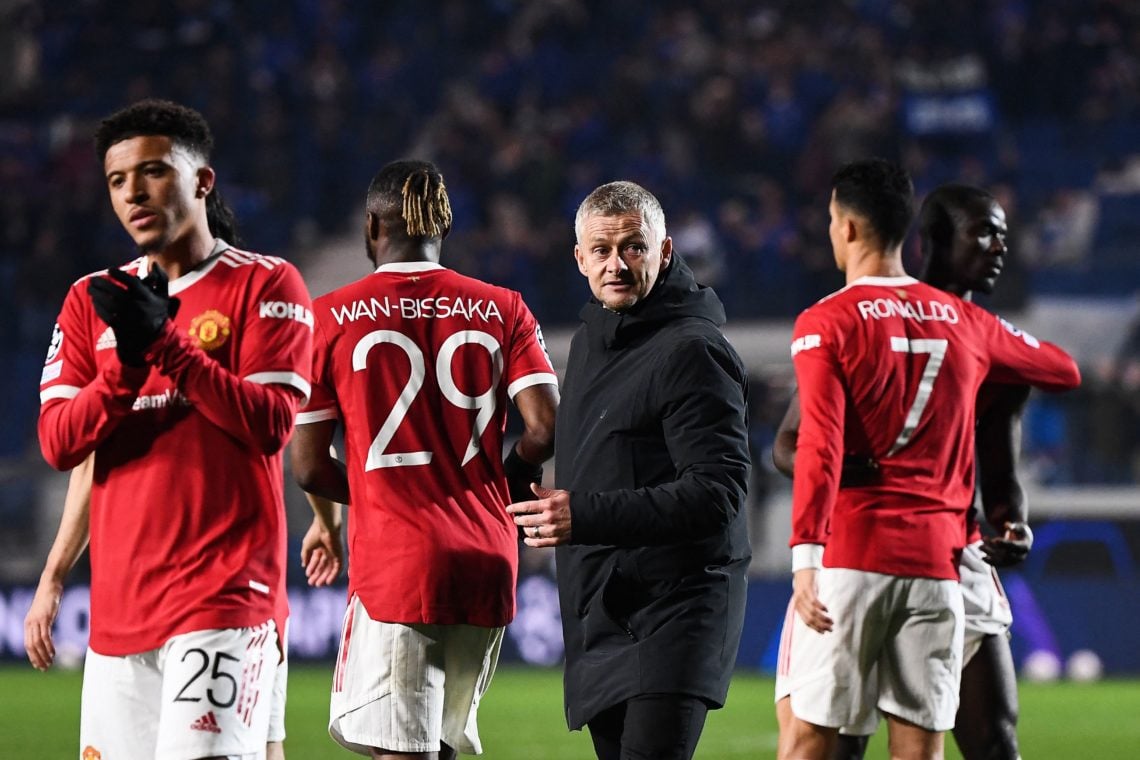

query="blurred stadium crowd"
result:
[1,1,1139,570]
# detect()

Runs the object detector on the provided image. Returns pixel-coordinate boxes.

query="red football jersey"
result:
[791,276,1080,580]
[38,246,312,655]
[298,261,557,627]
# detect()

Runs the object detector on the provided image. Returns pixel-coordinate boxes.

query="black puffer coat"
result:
[554,254,752,729]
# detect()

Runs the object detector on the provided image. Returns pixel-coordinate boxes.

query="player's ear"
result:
[845,216,859,244]
[660,236,673,268]
[573,244,588,276]
[365,212,381,243]
[195,167,215,198]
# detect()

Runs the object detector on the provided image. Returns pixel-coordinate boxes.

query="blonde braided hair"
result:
[400,170,453,238]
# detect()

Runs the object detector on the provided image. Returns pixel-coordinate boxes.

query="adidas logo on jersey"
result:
[95,327,116,351]
[190,711,222,734]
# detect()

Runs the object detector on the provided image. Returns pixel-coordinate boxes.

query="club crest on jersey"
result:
[45,322,63,364]
[189,310,232,351]
[82,747,102,760]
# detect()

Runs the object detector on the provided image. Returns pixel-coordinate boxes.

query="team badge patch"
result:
[82,746,102,760]
[45,323,63,364]
[189,310,232,351]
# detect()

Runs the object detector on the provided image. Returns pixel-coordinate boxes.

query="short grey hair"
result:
[574,181,666,245]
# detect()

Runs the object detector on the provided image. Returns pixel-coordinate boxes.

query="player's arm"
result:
[772,389,800,479]
[38,284,149,470]
[24,454,94,670]
[291,419,349,505]
[983,313,1081,392]
[143,266,312,454]
[977,384,1034,567]
[772,388,878,485]
[301,489,344,587]
[148,320,304,452]
[788,315,844,633]
[503,383,558,503]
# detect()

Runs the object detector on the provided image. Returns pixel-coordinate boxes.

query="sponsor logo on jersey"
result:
[190,711,223,734]
[791,334,822,356]
[330,296,503,325]
[132,388,193,411]
[259,300,313,328]
[856,297,960,324]
[95,327,116,351]
[82,747,102,760]
[189,309,232,351]
[45,323,63,363]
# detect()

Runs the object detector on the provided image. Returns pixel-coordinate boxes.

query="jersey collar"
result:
[374,261,445,274]
[845,275,919,289]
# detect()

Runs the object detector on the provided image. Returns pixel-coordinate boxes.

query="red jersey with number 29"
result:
[791,276,1080,580]
[298,262,557,627]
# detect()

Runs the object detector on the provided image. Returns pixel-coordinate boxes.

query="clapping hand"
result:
[89,264,180,366]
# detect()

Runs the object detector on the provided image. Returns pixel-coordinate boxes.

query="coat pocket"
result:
[581,565,640,648]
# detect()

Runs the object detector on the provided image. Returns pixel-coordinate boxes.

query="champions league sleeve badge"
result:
[45,323,64,364]
[189,310,232,351]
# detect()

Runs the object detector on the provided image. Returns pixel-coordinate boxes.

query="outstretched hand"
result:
[88,264,180,366]
[506,483,572,548]
[981,521,1034,567]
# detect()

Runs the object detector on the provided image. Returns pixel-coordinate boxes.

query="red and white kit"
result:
[38,245,313,655]
[791,275,1080,580]
[298,261,557,628]
[782,275,1078,731]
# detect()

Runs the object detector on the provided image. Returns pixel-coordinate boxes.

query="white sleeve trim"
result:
[40,385,81,404]
[296,408,338,425]
[245,371,311,403]
[791,544,825,572]
[507,372,559,399]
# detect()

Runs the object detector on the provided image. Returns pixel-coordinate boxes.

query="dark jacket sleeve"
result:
[571,336,750,545]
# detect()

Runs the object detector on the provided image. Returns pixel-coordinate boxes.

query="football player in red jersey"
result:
[291,160,558,759]
[776,160,1079,760]
[24,452,293,760]
[773,183,1031,760]
[35,99,310,760]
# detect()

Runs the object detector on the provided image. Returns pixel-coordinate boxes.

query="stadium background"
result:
[0,0,1138,753]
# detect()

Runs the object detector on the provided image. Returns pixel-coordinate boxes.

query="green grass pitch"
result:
[2,665,1138,757]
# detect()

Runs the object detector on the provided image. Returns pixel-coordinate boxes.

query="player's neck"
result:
[146,225,217,280]
[378,241,441,266]
[844,246,906,283]
[939,282,974,301]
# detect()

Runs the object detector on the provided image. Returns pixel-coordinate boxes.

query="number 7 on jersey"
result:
[886,337,948,456]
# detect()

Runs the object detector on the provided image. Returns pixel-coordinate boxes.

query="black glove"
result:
[89,264,180,366]
[981,521,1034,568]
[503,445,543,504]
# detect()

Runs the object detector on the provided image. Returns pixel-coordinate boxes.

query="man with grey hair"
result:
[508,180,751,759]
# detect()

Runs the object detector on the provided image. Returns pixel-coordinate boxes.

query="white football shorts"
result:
[267,618,288,744]
[959,540,1014,665]
[80,621,280,760]
[329,594,503,756]
[779,567,964,734]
